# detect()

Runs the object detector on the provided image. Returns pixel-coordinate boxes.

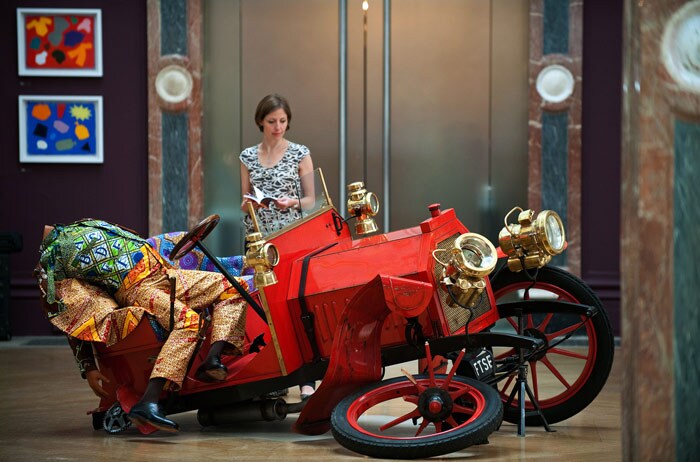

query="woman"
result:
[239,94,316,400]
[240,94,315,235]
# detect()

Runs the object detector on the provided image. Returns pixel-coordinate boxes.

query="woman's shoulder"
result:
[287,141,310,159]
[240,145,259,164]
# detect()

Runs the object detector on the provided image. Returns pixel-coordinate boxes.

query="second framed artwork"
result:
[17,8,102,77]
[19,95,104,164]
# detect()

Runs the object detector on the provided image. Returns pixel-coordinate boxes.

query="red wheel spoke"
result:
[442,349,466,390]
[449,386,474,402]
[541,356,571,388]
[452,403,476,417]
[446,416,460,428]
[501,374,515,395]
[379,408,422,432]
[433,421,443,433]
[506,317,518,330]
[549,346,588,360]
[403,395,419,405]
[526,313,535,329]
[400,369,426,394]
[545,321,584,342]
[495,347,516,360]
[425,342,437,387]
[536,312,554,331]
[414,419,430,437]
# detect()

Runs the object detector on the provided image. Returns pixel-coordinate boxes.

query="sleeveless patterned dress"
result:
[240,141,310,234]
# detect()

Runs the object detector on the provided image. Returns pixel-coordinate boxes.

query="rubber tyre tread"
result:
[490,265,614,425]
[330,374,503,459]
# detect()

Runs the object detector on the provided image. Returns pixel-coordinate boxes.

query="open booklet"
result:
[243,185,278,207]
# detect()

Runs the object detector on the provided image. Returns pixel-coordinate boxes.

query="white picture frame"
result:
[19,95,104,164]
[17,8,102,77]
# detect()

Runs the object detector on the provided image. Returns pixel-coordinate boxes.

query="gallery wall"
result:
[1,0,149,336]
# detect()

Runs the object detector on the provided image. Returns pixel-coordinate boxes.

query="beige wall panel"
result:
[391,0,492,232]
[488,0,529,241]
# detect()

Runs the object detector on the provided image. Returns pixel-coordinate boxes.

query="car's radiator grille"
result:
[432,233,492,334]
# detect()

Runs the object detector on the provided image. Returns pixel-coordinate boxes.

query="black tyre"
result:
[330,374,503,459]
[489,265,614,425]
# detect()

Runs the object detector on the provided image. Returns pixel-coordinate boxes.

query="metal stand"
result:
[504,306,554,436]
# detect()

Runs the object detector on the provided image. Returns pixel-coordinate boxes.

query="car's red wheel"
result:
[330,349,503,459]
[490,265,614,425]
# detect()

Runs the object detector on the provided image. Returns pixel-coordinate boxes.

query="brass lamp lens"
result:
[454,233,496,277]
[537,211,565,255]
[545,214,564,251]
[367,192,379,215]
[264,243,280,266]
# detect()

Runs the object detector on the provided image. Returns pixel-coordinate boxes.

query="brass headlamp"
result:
[433,233,497,308]
[346,181,379,235]
[498,206,566,272]
[244,231,280,287]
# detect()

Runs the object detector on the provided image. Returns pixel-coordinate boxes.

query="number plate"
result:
[469,348,495,381]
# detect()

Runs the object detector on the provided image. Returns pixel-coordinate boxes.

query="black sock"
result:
[141,377,167,404]
[206,340,226,362]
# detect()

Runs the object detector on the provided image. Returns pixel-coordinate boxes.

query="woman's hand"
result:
[241,199,266,214]
[86,369,111,398]
[275,197,300,211]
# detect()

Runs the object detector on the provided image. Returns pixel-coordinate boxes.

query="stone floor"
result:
[0,338,621,461]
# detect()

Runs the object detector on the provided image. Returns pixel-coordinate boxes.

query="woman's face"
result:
[260,108,289,139]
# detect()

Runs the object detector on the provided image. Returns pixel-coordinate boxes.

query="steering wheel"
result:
[169,214,221,261]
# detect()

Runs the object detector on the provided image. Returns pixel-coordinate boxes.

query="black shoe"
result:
[128,402,179,433]
[195,355,228,382]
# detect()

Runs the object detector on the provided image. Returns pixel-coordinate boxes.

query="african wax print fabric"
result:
[51,278,146,347]
[240,141,310,234]
[114,261,248,388]
[46,248,249,389]
[146,232,252,277]
[39,219,147,304]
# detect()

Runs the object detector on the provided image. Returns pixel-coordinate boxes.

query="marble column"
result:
[621,0,700,460]
[528,0,582,275]
[147,0,204,235]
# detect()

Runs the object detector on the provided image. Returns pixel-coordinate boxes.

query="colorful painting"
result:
[17,8,102,77]
[19,95,103,164]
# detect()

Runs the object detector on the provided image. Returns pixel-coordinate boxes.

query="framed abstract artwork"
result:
[19,95,104,164]
[17,8,102,77]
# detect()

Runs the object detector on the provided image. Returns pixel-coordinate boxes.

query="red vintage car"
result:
[56,169,614,459]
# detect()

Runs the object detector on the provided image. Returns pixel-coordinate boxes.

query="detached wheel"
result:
[490,265,614,425]
[331,374,503,459]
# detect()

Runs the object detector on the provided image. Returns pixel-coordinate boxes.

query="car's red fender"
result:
[293,274,433,435]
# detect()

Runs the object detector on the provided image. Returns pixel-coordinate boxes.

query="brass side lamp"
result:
[346,181,379,235]
[498,206,566,272]
[243,202,280,287]
[433,233,497,308]
[245,232,280,287]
